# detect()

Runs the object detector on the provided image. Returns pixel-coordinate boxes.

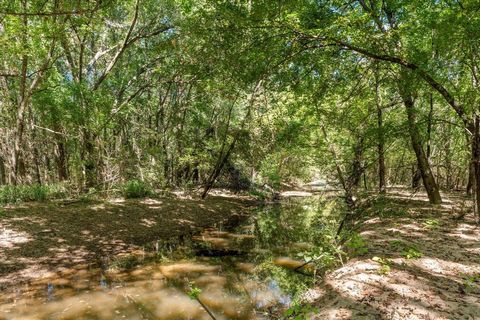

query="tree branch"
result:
[92,0,140,91]
[325,38,472,130]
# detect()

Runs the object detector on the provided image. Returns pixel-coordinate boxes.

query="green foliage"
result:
[372,256,393,275]
[462,274,480,293]
[122,180,152,199]
[248,188,269,200]
[370,197,408,218]
[187,285,202,300]
[389,240,406,250]
[0,184,68,204]
[282,304,319,320]
[297,247,336,270]
[402,247,422,259]
[423,218,440,229]
[345,233,368,256]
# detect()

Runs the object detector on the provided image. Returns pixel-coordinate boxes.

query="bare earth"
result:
[1,190,479,319]
[0,193,253,288]
[311,190,480,319]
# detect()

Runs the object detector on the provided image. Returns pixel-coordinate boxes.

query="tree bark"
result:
[12,0,29,185]
[472,114,480,223]
[0,155,6,185]
[401,91,442,204]
[56,140,68,181]
[411,165,422,189]
[375,68,386,193]
[82,129,97,189]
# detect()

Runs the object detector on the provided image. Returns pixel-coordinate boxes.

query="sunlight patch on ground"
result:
[280,191,313,197]
[140,198,163,205]
[0,227,30,249]
[410,257,480,277]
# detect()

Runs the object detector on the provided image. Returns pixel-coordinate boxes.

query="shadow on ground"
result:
[0,195,253,288]
[311,189,480,319]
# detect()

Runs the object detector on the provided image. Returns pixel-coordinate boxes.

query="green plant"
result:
[187,286,202,300]
[282,304,319,320]
[122,180,152,199]
[423,218,440,229]
[462,274,480,293]
[402,247,422,259]
[372,256,392,275]
[29,185,48,201]
[187,285,216,319]
[249,188,268,200]
[345,233,368,256]
[297,247,336,270]
[0,184,61,204]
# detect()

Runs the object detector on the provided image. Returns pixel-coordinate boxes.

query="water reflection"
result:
[0,195,339,319]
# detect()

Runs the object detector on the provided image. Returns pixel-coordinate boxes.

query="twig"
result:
[196,298,217,320]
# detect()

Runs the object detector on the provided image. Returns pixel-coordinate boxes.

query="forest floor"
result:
[311,189,480,320]
[0,190,253,288]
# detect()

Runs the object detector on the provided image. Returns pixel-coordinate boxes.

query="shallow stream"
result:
[0,195,340,319]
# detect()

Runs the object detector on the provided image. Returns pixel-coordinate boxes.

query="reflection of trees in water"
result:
[255,196,340,248]
[249,196,342,303]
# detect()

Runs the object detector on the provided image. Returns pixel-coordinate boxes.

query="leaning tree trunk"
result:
[401,91,442,204]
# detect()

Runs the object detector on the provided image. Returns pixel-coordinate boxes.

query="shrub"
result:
[122,180,152,198]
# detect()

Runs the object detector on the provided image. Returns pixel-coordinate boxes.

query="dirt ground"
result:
[311,190,480,319]
[0,192,253,288]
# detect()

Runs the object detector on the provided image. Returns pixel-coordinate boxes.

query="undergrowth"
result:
[121,180,153,199]
[0,183,69,205]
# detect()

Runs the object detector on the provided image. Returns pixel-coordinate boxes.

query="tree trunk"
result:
[12,2,29,185]
[401,91,442,204]
[426,93,434,159]
[472,114,480,223]
[467,162,474,196]
[375,68,386,193]
[411,165,422,189]
[56,140,68,181]
[0,155,6,185]
[82,129,97,189]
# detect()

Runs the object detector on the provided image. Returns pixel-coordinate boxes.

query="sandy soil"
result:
[0,194,253,288]
[310,190,480,319]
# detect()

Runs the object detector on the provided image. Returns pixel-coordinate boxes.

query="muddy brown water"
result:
[0,195,337,319]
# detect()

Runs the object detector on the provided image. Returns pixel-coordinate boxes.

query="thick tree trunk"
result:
[401,92,442,204]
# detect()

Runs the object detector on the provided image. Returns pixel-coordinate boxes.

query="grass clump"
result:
[0,184,68,204]
[122,180,152,199]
